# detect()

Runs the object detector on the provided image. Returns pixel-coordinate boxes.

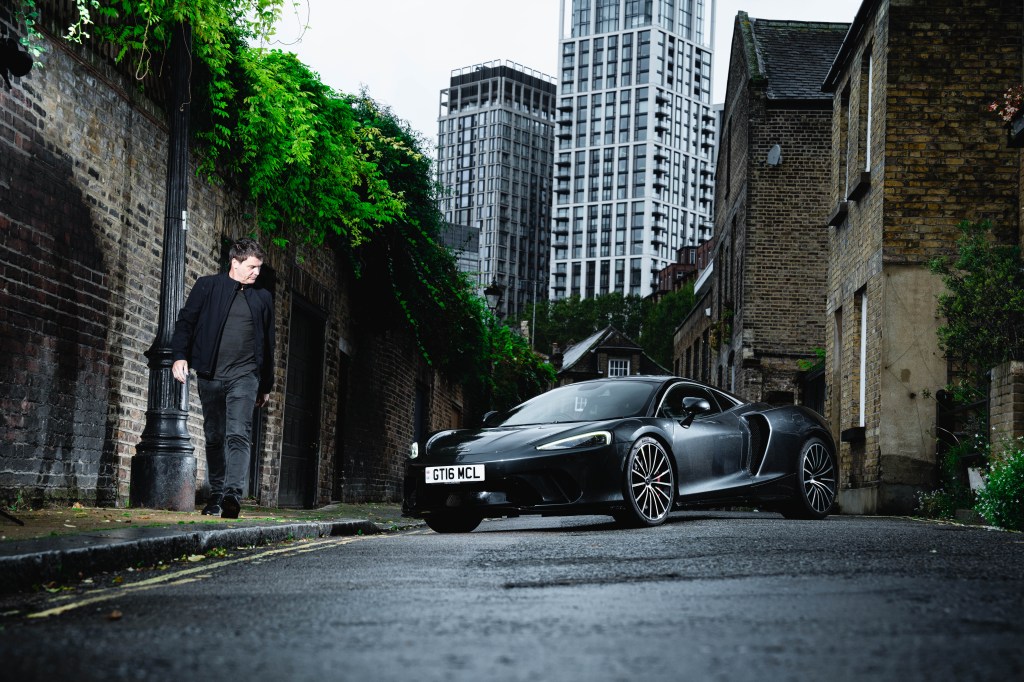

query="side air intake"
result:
[746,414,770,475]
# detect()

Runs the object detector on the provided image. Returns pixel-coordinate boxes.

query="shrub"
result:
[915,435,984,519]
[974,440,1024,531]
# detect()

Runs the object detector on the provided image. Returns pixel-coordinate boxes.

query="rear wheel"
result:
[618,436,675,527]
[424,513,482,533]
[782,437,837,520]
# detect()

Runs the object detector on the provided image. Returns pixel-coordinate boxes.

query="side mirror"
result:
[482,410,500,427]
[682,397,712,414]
[678,397,711,427]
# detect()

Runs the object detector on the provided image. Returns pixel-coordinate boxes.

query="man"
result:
[171,237,275,519]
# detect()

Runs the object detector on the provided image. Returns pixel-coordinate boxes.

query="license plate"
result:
[425,464,485,484]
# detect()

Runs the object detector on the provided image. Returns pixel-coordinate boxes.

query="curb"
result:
[0,518,390,594]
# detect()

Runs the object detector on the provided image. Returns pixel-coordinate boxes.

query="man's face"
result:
[229,256,262,285]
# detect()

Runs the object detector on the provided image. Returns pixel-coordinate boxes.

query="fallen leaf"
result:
[108,610,123,621]
[187,554,206,562]
[72,502,84,509]
[63,523,76,528]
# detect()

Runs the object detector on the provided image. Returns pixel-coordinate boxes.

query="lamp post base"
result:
[129,451,196,511]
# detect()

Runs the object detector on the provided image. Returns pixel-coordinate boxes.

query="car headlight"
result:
[537,431,613,451]
[410,442,419,459]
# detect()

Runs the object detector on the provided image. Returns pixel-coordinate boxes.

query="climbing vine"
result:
[12,0,554,400]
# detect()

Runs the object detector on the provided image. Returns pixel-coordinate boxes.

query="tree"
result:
[516,288,696,370]
[640,283,695,368]
[930,220,1024,387]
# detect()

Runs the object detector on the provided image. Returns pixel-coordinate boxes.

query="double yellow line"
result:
[26,535,369,619]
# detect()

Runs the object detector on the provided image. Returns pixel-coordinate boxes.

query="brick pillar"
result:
[989,360,1024,462]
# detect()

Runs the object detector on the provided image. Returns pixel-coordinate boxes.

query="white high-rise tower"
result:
[551,0,716,299]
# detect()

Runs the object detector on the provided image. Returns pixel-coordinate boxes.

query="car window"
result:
[498,380,659,426]
[707,386,743,411]
[656,383,722,419]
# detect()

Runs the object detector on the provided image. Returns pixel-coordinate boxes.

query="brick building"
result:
[673,14,848,405]
[551,326,669,386]
[822,0,1022,513]
[0,8,464,509]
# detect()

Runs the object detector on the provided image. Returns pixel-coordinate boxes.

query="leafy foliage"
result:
[518,288,695,369]
[975,439,1024,531]
[915,435,982,520]
[639,284,695,368]
[16,0,554,401]
[930,220,1024,381]
[488,322,557,412]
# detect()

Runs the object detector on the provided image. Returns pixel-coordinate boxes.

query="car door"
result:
[659,382,748,496]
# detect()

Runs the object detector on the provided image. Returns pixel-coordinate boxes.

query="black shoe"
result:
[201,495,223,516]
[220,495,241,519]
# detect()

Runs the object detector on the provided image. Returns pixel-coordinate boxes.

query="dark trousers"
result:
[198,372,259,499]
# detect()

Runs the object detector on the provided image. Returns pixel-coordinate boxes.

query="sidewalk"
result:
[0,502,422,594]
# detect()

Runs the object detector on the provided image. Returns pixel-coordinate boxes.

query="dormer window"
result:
[608,358,631,376]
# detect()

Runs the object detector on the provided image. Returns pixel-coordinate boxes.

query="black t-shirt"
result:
[214,287,257,381]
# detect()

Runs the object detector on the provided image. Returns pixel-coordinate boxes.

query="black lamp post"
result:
[484,281,504,315]
[130,22,196,510]
[482,281,505,412]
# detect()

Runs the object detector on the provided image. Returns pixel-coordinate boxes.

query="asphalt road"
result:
[2,512,1022,681]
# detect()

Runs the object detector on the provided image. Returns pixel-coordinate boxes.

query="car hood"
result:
[423,423,607,462]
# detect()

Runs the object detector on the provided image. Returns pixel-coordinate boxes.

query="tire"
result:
[782,437,837,520]
[424,512,482,534]
[619,436,675,527]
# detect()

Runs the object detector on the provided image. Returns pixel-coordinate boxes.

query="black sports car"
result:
[403,376,837,533]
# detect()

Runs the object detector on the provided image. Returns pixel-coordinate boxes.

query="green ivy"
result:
[14,0,555,401]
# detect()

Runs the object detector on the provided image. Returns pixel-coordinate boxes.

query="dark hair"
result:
[229,237,266,263]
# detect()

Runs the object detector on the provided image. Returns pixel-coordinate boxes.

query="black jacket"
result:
[171,272,275,394]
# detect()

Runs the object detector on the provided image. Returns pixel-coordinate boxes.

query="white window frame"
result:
[608,358,631,377]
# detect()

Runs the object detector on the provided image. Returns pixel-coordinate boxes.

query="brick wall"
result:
[825,0,1022,513]
[681,15,836,405]
[0,13,463,508]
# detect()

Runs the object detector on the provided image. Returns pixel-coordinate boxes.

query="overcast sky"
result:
[270,1,864,144]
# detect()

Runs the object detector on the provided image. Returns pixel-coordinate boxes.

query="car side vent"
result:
[746,414,770,475]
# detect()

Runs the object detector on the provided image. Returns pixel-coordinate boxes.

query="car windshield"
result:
[496,380,659,426]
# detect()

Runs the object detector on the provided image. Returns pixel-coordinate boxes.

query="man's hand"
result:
[256,393,270,408]
[172,359,189,384]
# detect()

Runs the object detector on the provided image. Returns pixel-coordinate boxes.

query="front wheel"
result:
[782,437,837,520]
[618,436,675,527]
[424,512,482,533]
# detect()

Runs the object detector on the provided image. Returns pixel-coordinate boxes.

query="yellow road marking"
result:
[27,535,369,619]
